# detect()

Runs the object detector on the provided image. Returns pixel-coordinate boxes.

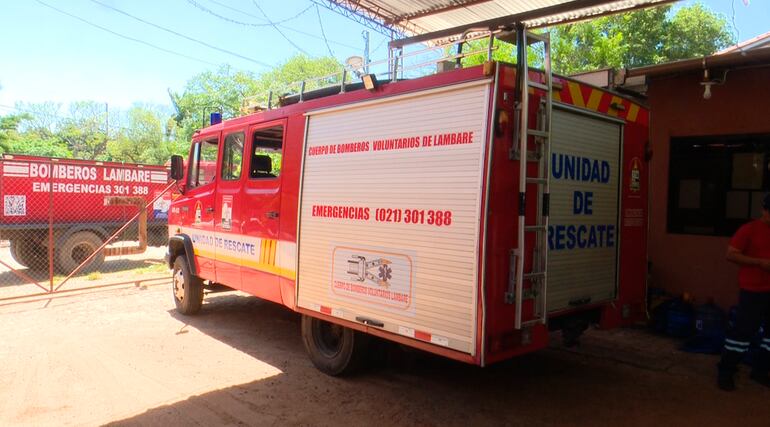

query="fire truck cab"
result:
[167,44,649,374]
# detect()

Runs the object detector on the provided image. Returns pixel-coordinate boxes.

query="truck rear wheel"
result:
[11,239,49,271]
[56,231,105,274]
[301,315,369,376]
[172,256,203,315]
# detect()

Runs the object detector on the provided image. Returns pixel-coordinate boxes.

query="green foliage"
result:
[107,106,185,165]
[56,101,109,160]
[459,4,734,75]
[170,54,342,141]
[663,3,735,60]
[458,37,546,68]
[0,114,27,153]
[1,54,340,165]
[552,3,735,74]
[1,112,72,157]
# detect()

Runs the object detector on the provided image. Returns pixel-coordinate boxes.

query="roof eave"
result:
[626,47,770,78]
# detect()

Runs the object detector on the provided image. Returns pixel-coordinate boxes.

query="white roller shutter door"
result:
[297,81,491,355]
[547,107,622,312]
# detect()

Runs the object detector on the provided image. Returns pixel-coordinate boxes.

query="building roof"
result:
[626,31,770,78]
[716,29,770,55]
[327,0,676,46]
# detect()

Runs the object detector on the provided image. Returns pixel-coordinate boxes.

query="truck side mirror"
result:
[169,155,184,181]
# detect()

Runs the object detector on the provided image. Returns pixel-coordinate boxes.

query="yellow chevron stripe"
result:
[626,103,640,122]
[567,82,585,108]
[608,96,623,117]
[586,89,603,111]
[268,239,276,265]
[552,91,561,102]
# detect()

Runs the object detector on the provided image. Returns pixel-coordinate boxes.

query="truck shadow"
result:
[105,292,737,426]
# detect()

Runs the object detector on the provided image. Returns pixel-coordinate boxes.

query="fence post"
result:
[48,159,54,293]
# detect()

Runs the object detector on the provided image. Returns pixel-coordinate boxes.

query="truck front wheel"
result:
[56,231,105,274]
[301,315,369,376]
[172,256,203,315]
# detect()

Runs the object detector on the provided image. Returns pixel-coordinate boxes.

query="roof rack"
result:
[240,31,502,114]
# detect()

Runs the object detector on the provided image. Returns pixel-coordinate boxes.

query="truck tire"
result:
[172,256,203,315]
[11,239,49,271]
[56,231,105,274]
[301,315,369,376]
[9,240,28,268]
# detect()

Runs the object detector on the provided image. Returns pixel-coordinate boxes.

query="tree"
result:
[0,113,72,158]
[551,3,735,74]
[459,3,734,75]
[170,54,342,141]
[57,101,109,160]
[108,106,187,165]
[0,114,26,154]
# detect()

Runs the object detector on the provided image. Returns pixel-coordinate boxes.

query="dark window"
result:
[221,132,245,181]
[250,126,283,179]
[188,138,219,189]
[668,134,770,236]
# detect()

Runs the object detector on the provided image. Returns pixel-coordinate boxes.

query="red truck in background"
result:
[0,154,171,273]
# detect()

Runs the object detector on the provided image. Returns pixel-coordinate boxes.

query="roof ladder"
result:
[506,24,553,330]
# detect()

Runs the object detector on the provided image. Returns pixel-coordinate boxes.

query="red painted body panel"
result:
[170,62,649,366]
[0,154,170,228]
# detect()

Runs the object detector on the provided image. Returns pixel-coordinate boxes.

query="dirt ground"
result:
[1,285,769,427]
[0,244,169,300]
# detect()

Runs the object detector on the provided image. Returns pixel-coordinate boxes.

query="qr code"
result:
[4,195,26,217]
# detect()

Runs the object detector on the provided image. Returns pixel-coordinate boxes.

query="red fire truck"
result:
[0,154,171,273]
[166,51,649,374]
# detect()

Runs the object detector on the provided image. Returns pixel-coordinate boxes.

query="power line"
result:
[250,0,310,56]
[88,0,273,68]
[35,0,220,67]
[371,35,389,55]
[315,4,335,57]
[185,0,312,28]
[202,0,360,50]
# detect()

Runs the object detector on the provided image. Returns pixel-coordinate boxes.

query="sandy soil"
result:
[1,285,769,427]
[0,244,169,300]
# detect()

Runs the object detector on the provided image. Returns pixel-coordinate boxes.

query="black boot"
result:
[750,347,770,388]
[718,370,736,391]
[717,349,744,391]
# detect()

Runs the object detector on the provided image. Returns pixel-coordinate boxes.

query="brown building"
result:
[620,33,770,308]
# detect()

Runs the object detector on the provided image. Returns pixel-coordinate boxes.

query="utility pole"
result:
[362,30,370,73]
[105,102,109,150]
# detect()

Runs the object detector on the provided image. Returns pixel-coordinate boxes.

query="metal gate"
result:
[0,157,175,304]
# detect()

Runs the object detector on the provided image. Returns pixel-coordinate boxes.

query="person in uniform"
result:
[718,193,770,391]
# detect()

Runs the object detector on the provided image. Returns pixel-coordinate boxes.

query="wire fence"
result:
[0,156,175,301]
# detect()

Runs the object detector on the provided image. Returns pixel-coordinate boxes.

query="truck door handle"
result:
[206,207,214,213]
[266,211,279,219]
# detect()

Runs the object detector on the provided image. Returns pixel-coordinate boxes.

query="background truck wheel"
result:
[301,315,369,376]
[10,239,49,270]
[172,256,203,315]
[56,231,105,274]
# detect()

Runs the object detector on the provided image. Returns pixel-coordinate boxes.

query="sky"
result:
[0,0,768,114]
